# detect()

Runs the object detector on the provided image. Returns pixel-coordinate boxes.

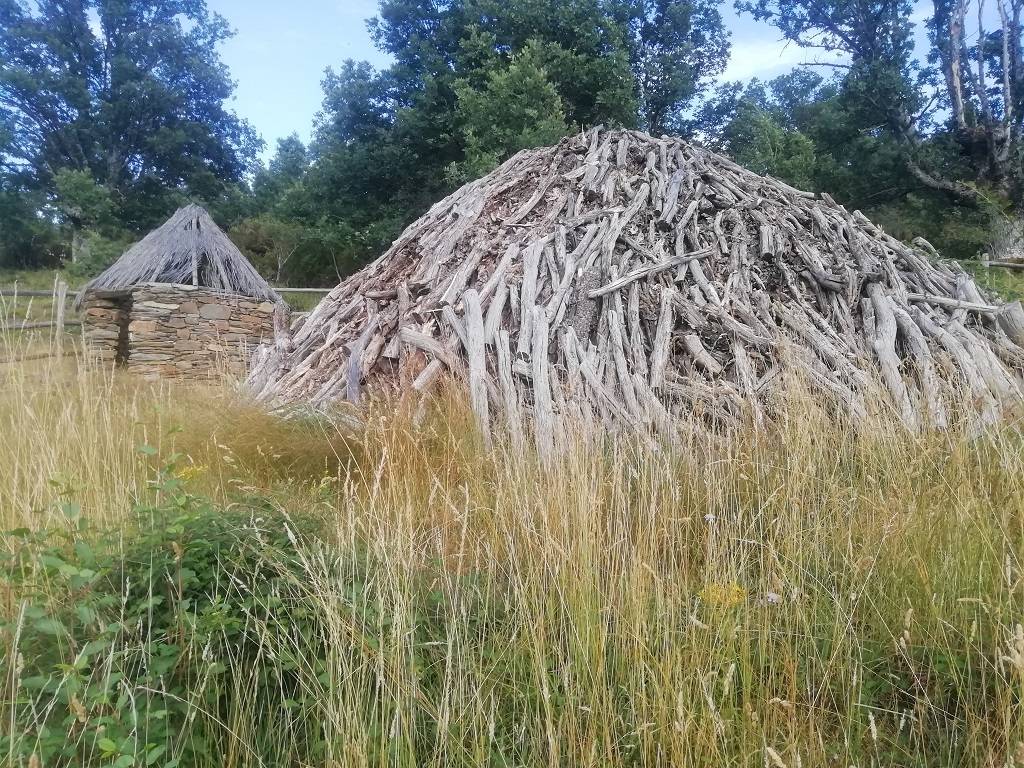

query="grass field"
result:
[2,322,1024,767]
[2,267,1024,767]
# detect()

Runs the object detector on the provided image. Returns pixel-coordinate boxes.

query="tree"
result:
[926,0,1023,196]
[736,0,1024,208]
[0,0,261,236]
[612,0,730,134]
[253,135,310,212]
[448,45,569,182]
[724,106,818,188]
[286,0,732,277]
[53,169,115,263]
[0,178,62,269]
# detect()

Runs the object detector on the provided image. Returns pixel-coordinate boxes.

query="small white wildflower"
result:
[765,746,788,768]
[1002,624,1024,674]
[284,522,298,548]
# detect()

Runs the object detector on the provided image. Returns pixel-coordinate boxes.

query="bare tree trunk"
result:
[949,0,969,131]
[979,0,993,122]
[70,225,87,263]
[1000,0,1014,125]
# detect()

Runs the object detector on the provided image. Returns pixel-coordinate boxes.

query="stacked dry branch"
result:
[249,127,1024,442]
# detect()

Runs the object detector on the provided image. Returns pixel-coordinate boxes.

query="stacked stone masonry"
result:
[80,283,276,379]
[81,295,130,363]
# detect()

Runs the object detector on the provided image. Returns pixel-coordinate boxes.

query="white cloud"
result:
[721,38,846,84]
[86,8,103,39]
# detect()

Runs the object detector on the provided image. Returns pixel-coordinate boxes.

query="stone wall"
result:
[80,293,130,363]
[81,282,277,379]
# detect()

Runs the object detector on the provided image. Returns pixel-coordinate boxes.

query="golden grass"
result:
[2,349,1024,766]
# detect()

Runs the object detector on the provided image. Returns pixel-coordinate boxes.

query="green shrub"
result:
[64,232,134,281]
[1,453,332,767]
[0,452,525,767]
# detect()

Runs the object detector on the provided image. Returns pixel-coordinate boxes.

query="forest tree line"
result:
[2,0,1023,285]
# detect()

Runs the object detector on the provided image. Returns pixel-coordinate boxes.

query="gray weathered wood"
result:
[461,289,491,442]
[531,307,555,458]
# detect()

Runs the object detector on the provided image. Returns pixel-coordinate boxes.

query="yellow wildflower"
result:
[174,464,208,482]
[700,583,747,608]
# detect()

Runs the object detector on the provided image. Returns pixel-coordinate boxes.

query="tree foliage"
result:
[448,44,569,183]
[0,0,260,267]
[4,0,1024,279]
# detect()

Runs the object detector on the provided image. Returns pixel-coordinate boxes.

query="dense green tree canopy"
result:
[0,0,259,266]
[3,0,1023,278]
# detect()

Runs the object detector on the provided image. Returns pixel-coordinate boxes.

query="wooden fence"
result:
[977,260,1024,271]
[0,279,76,338]
[0,283,331,333]
[0,281,331,364]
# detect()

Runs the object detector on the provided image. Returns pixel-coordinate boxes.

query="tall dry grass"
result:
[2,348,1024,767]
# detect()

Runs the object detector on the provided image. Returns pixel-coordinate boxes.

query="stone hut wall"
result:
[125,284,276,379]
[80,293,130,363]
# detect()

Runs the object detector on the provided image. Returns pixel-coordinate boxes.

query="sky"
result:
[206,0,848,160]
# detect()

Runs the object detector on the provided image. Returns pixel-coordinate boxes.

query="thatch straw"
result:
[78,204,279,305]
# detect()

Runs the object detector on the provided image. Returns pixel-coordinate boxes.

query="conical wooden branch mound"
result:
[249,127,1024,444]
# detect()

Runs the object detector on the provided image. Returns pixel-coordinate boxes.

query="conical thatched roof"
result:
[248,128,1024,443]
[79,204,279,304]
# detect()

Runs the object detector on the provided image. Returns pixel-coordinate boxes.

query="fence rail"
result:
[0,280,329,366]
[4,320,82,330]
[0,289,82,298]
[979,260,1024,271]
[0,285,331,298]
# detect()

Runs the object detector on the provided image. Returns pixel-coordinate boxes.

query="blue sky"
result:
[211,0,389,155]
[205,1,853,159]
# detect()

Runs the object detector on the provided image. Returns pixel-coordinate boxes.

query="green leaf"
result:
[74,540,96,565]
[146,745,167,765]
[33,617,65,635]
[81,637,111,657]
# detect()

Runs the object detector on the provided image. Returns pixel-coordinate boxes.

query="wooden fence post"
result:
[53,278,67,349]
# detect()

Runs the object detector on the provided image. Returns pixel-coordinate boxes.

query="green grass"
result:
[0,269,76,326]
[966,262,1024,302]
[274,289,325,312]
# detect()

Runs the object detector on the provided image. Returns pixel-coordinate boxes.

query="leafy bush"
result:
[0,451,528,767]
[64,231,134,281]
[1,453,330,767]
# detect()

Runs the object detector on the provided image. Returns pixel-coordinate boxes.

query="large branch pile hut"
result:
[249,128,1024,444]
[78,204,284,379]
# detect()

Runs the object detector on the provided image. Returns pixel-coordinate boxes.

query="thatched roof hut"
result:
[78,204,280,305]
[78,204,283,379]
